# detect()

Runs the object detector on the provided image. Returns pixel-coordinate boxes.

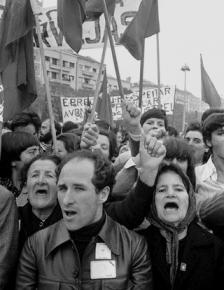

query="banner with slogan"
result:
[60,85,176,123]
[111,86,176,120]
[60,96,94,123]
[34,0,142,49]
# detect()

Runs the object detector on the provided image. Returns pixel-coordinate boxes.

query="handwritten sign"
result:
[60,86,175,122]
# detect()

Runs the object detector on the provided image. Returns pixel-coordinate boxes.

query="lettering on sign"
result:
[36,0,142,49]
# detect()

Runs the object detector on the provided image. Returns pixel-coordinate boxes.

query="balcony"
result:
[82,82,94,89]
[82,70,94,77]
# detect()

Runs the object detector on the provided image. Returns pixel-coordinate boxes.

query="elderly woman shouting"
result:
[138,134,224,290]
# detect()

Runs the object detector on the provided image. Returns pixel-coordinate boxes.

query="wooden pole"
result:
[139,40,145,109]
[0,75,4,159]
[101,0,124,100]
[88,32,108,123]
[30,0,57,153]
[156,33,161,109]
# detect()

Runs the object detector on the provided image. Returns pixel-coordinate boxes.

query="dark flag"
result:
[96,71,113,127]
[86,0,116,20]
[0,0,37,121]
[201,55,221,108]
[119,0,160,60]
[57,0,86,53]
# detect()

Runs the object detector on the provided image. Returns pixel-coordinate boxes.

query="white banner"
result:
[37,0,141,49]
[110,86,176,120]
[60,96,93,123]
[60,86,176,123]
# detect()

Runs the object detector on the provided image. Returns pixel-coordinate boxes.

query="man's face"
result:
[92,134,110,159]
[207,127,224,158]
[26,160,58,212]
[184,130,205,164]
[142,118,166,138]
[40,119,50,138]
[55,140,67,160]
[57,158,104,231]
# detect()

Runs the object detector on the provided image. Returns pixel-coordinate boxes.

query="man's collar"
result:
[199,156,217,181]
[46,214,120,257]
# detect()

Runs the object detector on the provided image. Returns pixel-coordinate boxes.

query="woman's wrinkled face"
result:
[155,171,189,226]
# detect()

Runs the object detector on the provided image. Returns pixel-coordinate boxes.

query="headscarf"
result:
[148,163,196,287]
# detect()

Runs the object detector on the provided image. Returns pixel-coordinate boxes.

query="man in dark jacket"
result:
[16,150,153,289]
[0,186,18,290]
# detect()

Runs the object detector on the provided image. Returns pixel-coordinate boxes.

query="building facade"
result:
[34,48,131,93]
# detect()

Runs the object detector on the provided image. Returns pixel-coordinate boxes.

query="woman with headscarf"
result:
[139,163,224,290]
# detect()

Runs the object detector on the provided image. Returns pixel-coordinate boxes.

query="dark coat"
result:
[140,222,224,290]
[18,202,62,250]
[16,214,153,290]
[0,185,19,290]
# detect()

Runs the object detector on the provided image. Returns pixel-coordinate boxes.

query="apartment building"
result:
[34,48,130,93]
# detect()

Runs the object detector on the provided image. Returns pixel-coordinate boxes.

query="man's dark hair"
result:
[202,110,224,146]
[21,154,61,185]
[57,133,80,153]
[57,150,115,193]
[167,125,178,137]
[140,108,168,129]
[185,121,203,135]
[0,132,40,179]
[201,108,224,123]
[62,121,79,133]
[11,112,41,133]
[163,137,196,189]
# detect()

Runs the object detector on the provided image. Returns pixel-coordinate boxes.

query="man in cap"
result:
[195,109,224,239]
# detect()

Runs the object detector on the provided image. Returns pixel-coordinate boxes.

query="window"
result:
[45,56,50,61]
[84,65,91,71]
[62,74,67,81]
[93,68,97,73]
[70,62,75,68]
[52,58,58,65]
[69,75,75,81]
[51,72,59,79]
[63,61,69,68]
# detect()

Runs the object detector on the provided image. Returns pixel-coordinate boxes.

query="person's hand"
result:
[138,133,166,186]
[121,101,142,135]
[80,123,99,149]
[148,127,167,140]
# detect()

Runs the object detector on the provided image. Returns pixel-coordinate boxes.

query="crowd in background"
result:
[1,103,224,289]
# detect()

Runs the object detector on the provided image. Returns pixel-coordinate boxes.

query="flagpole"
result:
[101,0,124,100]
[88,32,108,123]
[30,0,57,153]
[156,33,161,109]
[139,40,145,109]
[0,75,4,159]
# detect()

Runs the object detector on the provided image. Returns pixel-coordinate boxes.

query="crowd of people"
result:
[1,103,224,290]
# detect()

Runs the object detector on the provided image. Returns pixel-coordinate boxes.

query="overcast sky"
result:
[43,0,224,99]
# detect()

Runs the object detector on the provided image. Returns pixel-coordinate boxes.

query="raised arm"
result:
[105,133,166,229]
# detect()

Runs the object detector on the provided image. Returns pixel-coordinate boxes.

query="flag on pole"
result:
[119,0,160,60]
[57,0,86,53]
[96,71,113,127]
[201,55,221,108]
[0,0,37,121]
[86,0,116,20]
